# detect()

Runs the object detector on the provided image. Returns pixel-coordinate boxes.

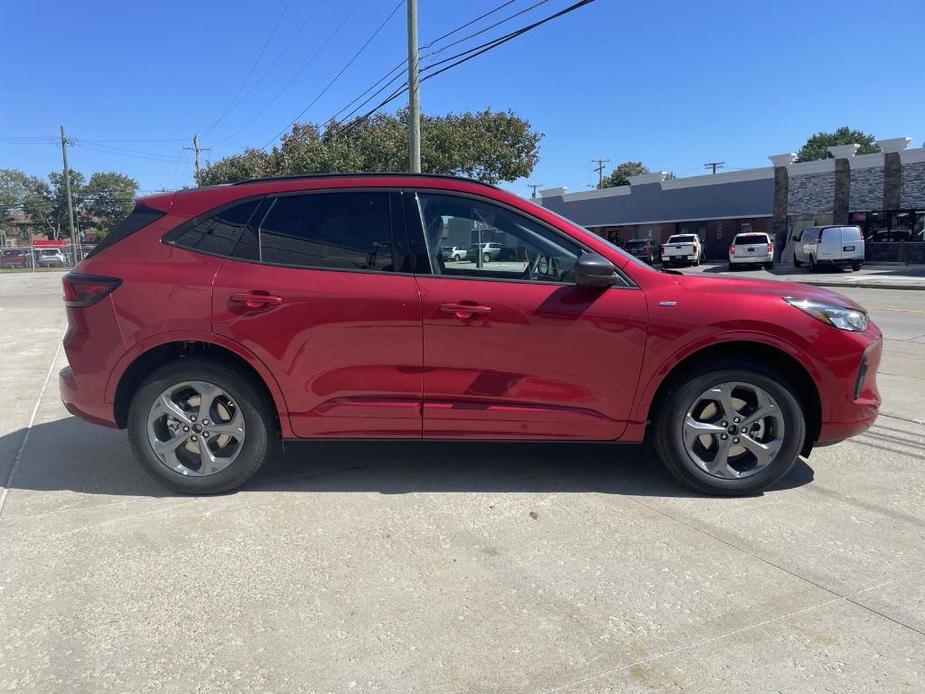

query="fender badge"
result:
[658,300,677,307]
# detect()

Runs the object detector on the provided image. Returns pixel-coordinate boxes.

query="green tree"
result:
[83,172,139,237]
[45,169,87,238]
[197,109,542,186]
[796,126,879,162]
[0,169,50,242]
[600,161,649,188]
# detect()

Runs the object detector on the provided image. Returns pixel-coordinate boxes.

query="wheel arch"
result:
[643,340,822,456]
[111,337,290,436]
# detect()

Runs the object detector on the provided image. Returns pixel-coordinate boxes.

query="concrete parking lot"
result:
[1,272,923,692]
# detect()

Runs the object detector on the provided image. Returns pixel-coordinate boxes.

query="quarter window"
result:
[416,193,580,283]
[259,192,395,271]
[170,200,260,260]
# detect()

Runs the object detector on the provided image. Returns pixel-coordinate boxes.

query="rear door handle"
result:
[229,292,283,310]
[439,302,492,319]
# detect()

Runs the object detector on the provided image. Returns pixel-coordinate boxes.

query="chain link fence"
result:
[0,243,94,272]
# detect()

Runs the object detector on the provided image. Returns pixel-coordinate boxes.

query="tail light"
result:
[62,273,122,307]
[767,242,773,253]
[729,244,735,254]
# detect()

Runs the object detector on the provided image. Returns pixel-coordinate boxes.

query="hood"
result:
[675,273,865,311]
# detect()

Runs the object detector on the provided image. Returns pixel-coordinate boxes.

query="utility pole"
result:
[527,183,543,199]
[592,158,610,188]
[59,125,78,256]
[704,161,725,174]
[406,0,421,173]
[185,133,211,181]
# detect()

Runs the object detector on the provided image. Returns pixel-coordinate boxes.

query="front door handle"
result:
[439,302,492,319]
[229,292,283,310]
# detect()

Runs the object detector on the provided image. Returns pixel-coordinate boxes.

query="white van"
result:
[792,225,864,272]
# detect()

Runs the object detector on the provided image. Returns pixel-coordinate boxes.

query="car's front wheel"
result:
[128,359,274,494]
[653,362,805,495]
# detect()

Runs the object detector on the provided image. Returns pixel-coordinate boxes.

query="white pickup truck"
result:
[661,234,703,267]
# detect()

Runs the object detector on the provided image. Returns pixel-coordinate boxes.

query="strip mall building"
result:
[537,137,925,263]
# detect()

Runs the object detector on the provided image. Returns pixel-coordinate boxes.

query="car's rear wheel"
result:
[851,263,861,272]
[483,252,491,263]
[128,359,273,494]
[653,362,805,495]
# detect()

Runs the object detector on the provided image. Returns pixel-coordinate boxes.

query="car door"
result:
[407,189,648,440]
[209,189,424,438]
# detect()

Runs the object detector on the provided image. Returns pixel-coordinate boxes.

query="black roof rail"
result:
[229,172,495,187]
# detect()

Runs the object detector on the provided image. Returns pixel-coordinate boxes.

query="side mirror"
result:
[574,252,616,288]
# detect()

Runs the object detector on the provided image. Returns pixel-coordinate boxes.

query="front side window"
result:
[416,192,580,283]
[258,192,394,272]
[170,199,260,260]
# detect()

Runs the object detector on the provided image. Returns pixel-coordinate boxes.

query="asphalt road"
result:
[1,273,923,692]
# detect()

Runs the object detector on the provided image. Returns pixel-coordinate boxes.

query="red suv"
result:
[60,174,881,495]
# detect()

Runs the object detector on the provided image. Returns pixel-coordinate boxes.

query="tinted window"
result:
[669,235,697,243]
[417,193,580,283]
[735,234,769,245]
[259,192,394,271]
[171,200,260,260]
[87,203,166,258]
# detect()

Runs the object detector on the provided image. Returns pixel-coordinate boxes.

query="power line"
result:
[338,0,597,137]
[209,0,326,142]
[704,161,725,174]
[327,0,546,126]
[203,0,293,136]
[215,0,367,146]
[261,0,404,148]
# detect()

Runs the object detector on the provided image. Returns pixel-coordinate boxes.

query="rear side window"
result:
[170,200,261,260]
[258,192,394,272]
[86,203,166,258]
[735,234,769,245]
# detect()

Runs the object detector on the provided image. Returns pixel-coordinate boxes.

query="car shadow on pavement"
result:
[1,416,815,500]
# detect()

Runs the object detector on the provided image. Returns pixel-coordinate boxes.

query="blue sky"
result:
[2,0,923,198]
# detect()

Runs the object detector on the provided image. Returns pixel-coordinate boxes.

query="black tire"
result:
[808,254,817,272]
[483,252,491,263]
[453,254,461,261]
[793,253,803,268]
[127,358,274,494]
[653,361,805,496]
[766,262,774,270]
[851,263,861,272]
[728,263,736,272]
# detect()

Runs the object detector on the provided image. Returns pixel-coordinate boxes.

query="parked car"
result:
[440,245,468,261]
[0,249,32,269]
[661,234,704,267]
[469,241,502,263]
[60,174,881,497]
[35,249,67,268]
[624,239,660,265]
[792,225,864,272]
[729,232,774,271]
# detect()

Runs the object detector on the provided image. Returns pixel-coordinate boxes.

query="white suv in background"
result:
[793,225,865,272]
[729,232,773,270]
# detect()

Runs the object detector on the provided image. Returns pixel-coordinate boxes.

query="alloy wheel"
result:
[681,381,785,479]
[147,380,245,477]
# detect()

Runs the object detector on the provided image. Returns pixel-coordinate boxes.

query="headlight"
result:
[784,298,868,331]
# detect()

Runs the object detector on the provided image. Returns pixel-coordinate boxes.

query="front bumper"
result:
[816,334,882,445]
